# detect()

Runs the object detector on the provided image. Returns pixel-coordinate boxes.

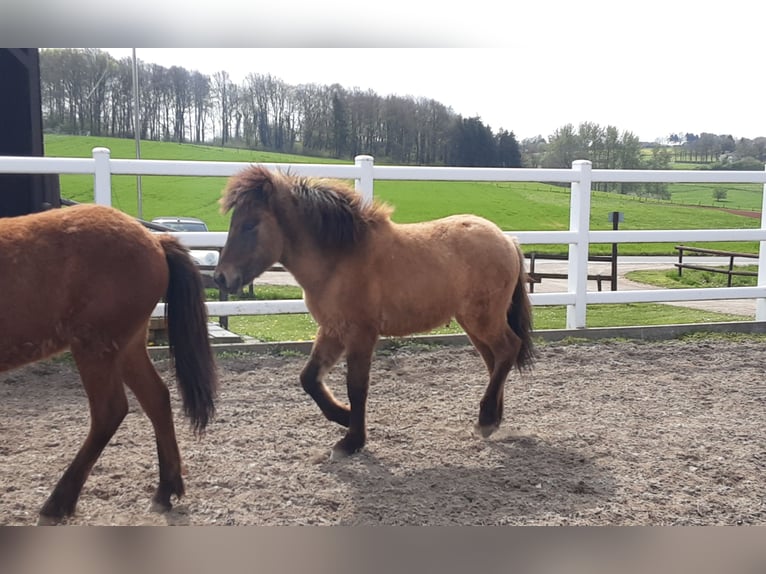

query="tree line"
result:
[666,132,766,168]
[39,49,764,199]
[520,122,673,197]
[520,123,766,198]
[39,49,521,168]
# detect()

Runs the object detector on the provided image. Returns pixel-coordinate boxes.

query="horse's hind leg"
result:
[477,330,519,437]
[39,346,128,525]
[119,335,184,513]
[465,333,495,375]
[300,327,349,427]
[460,317,522,438]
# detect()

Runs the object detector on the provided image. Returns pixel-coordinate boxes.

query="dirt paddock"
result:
[1,337,764,526]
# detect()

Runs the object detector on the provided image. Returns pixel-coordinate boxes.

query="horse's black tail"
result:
[160,236,218,434]
[508,238,537,372]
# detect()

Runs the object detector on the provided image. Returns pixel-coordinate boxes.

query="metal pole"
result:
[132,48,142,219]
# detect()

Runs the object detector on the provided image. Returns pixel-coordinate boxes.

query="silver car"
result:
[150,216,220,275]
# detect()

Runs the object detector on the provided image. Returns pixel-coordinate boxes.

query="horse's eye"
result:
[242,221,258,232]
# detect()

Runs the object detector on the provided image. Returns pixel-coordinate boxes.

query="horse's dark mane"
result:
[221,166,393,250]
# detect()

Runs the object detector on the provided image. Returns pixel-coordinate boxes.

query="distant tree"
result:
[295,83,327,153]
[713,188,728,202]
[140,63,171,141]
[735,137,766,162]
[520,135,547,167]
[541,123,579,168]
[448,117,496,166]
[331,86,349,158]
[713,156,765,171]
[578,121,605,166]
[698,132,722,162]
[541,122,666,196]
[169,66,191,142]
[721,134,736,154]
[414,98,455,165]
[347,88,380,157]
[642,146,672,199]
[495,129,521,167]
[382,95,418,163]
[190,71,210,143]
[602,125,621,170]
[211,71,231,146]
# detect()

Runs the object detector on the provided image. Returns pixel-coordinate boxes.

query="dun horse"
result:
[215,166,535,459]
[0,204,218,524]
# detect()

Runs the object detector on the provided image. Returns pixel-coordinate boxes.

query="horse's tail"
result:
[159,235,218,434]
[507,238,537,372]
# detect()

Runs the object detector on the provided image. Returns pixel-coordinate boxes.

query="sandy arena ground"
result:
[1,336,764,526]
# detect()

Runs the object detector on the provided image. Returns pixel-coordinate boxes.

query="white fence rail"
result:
[2,148,765,329]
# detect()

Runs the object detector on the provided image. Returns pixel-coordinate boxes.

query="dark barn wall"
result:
[0,48,60,218]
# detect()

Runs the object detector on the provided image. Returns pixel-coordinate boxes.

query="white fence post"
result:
[354,155,374,205]
[567,160,593,329]
[92,147,112,206]
[757,165,766,321]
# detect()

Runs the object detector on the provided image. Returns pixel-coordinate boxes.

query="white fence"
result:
[2,147,766,329]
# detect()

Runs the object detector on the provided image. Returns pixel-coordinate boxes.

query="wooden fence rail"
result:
[675,245,759,287]
[526,252,616,292]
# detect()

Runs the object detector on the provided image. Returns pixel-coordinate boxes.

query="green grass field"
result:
[626,265,758,288]
[44,134,347,231]
[665,183,763,210]
[220,304,750,343]
[44,135,763,256]
[654,155,763,210]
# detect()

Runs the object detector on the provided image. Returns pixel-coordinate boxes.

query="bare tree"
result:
[190,71,210,143]
[169,66,191,142]
[211,70,231,146]
[39,48,535,167]
[295,83,329,153]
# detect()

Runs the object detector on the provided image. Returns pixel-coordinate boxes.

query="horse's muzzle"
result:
[213,269,241,294]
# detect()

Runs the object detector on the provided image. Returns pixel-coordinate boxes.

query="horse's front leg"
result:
[331,337,377,459]
[300,327,349,426]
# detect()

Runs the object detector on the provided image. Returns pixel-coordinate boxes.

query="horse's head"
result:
[214,166,286,294]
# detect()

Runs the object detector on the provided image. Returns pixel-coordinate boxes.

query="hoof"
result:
[329,446,350,461]
[150,499,173,514]
[330,435,364,460]
[475,422,500,438]
[151,477,184,513]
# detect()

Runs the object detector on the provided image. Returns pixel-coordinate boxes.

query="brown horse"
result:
[0,204,218,524]
[215,166,535,459]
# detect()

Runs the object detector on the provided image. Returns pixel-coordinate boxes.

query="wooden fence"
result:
[675,245,759,287]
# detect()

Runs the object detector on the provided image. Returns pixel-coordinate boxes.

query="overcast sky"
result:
[74,1,764,144]
[100,42,762,145]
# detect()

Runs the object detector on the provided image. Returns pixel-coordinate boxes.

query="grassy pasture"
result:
[45,135,762,256]
[627,265,759,289]
[223,304,750,343]
[44,134,346,230]
[665,182,763,210]
[649,154,763,209]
